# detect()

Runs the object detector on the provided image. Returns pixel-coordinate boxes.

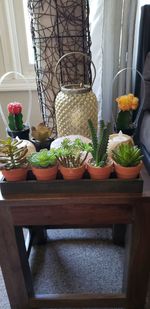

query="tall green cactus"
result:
[88,119,111,167]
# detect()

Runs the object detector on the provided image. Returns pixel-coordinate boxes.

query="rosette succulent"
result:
[28,149,57,168]
[112,143,143,167]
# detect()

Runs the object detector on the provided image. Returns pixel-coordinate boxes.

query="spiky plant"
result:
[55,138,92,168]
[112,143,143,167]
[0,138,28,170]
[88,119,111,167]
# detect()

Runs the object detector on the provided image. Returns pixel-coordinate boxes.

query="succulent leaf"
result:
[0,138,28,170]
[88,119,98,161]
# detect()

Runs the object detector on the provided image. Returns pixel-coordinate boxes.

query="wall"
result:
[0,90,42,139]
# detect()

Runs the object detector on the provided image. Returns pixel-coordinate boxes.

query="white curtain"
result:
[102,0,123,123]
[89,0,104,118]
[89,0,138,125]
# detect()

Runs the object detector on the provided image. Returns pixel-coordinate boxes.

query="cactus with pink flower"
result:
[7,102,24,131]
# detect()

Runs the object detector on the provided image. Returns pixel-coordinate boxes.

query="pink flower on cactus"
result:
[7,102,22,115]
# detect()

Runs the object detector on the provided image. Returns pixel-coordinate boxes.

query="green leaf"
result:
[112,143,143,167]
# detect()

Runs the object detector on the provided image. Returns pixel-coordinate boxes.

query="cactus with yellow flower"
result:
[115,93,139,135]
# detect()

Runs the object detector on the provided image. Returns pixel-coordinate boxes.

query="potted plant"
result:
[7,102,30,140]
[115,93,139,135]
[0,137,28,181]
[87,119,113,180]
[30,123,54,151]
[112,143,143,179]
[55,138,92,180]
[28,149,57,181]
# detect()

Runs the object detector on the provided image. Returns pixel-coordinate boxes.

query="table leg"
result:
[112,224,126,246]
[127,202,150,309]
[29,227,47,245]
[15,227,34,297]
[0,204,29,309]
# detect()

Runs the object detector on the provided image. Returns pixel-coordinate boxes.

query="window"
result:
[23,0,34,65]
[0,0,36,91]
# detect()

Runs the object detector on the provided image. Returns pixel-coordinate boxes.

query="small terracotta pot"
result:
[87,161,113,180]
[31,165,58,181]
[2,167,28,182]
[59,164,85,180]
[114,162,143,179]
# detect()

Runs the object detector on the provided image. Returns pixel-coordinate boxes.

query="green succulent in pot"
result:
[0,137,28,181]
[30,123,54,151]
[112,143,143,179]
[54,138,92,180]
[87,119,113,180]
[27,149,57,181]
[112,143,143,167]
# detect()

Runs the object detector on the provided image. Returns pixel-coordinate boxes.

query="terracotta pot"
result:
[87,161,113,180]
[2,167,28,182]
[31,165,58,181]
[114,162,143,179]
[59,164,85,180]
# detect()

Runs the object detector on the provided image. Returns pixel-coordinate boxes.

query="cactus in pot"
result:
[87,119,113,179]
[27,149,58,181]
[7,102,30,140]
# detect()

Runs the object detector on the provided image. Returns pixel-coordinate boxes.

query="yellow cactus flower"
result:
[115,93,139,111]
[131,97,139,110]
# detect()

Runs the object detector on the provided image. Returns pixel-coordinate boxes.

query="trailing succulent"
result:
[0,138,28,170]
[55,138,92,168]
[88,119,111,167]
[28,149,57,168]
[112,143,143,167]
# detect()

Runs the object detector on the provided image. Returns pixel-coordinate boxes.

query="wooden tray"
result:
[0,170,143,196]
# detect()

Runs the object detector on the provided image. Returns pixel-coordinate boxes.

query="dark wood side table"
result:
[0,169,150,309]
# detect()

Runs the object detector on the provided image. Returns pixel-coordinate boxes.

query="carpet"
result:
[0,228,149,309]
